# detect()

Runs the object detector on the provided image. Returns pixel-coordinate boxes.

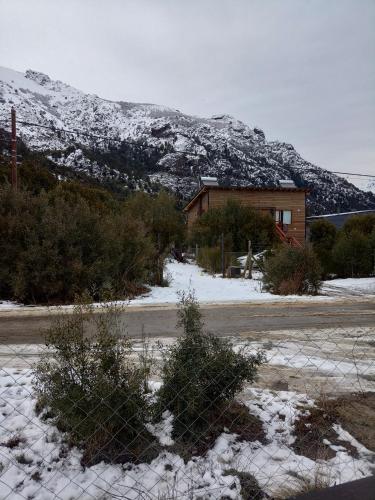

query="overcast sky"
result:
[0,0,374,174]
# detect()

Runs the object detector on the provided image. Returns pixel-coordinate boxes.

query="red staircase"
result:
[275,223,302,248]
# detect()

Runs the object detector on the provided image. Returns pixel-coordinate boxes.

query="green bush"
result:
[332,231,373,278]
[342,214,375,236]
[156,293,265,440]
[191,199,277,252]
[33,303,156,465]
[262,246,322,295]
[125,191,186,285]
[309,220,337,277]
[309,216,375,280]
[0,184,184,304]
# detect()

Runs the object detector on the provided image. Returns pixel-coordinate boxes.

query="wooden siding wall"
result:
[187,191,209,228]
[186,188,306,245]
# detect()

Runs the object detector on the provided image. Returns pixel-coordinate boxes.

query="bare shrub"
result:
[263,245,322,295]
[196,246,222,274]
[274,465,332,499]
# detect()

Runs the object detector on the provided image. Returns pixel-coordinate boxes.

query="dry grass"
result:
[274,465,332,499]
[224,469,267,499]
[292,391,375,461]
[292,403,339,460]
[278,271,305,295]
[332,392,375,452]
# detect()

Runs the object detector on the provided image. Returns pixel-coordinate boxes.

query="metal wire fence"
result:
[190,245,270,279]
[0,302,374,500]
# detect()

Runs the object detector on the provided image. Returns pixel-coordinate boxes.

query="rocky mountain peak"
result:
[25,69,52,87]
[0,66,374,214]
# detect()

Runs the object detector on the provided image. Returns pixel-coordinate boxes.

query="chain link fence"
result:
[0,300,374,500]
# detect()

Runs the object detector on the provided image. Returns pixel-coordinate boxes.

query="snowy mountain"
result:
[339,174,375,195]
[1,66,374,214]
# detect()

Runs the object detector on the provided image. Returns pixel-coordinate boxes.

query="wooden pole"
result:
[11,107,17,190]
[221,233,225,278]
[247,240,253,279]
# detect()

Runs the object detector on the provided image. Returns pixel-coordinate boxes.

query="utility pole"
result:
[11,107,17,190]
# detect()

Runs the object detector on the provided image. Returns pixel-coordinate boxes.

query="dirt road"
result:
[0,298,374,344]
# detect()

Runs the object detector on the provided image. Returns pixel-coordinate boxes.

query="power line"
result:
[333,171,375,179]
[1,118,374,178]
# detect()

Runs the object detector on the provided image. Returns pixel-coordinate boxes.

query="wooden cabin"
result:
[183,178,308,246]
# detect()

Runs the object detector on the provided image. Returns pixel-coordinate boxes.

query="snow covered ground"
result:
[129,260,375,306]
[0,301,22,311]
[0,260,374,312]
[322,277,375,295]
[130,261,274,305]
[0,368,374,500]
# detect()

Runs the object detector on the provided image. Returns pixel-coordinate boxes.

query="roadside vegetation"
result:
[0,157,184,304]
[33,294,265,465]
[262,245,322,295]
[191,201,375,294]
[191,199,277,274]
[155,292,265,456]
[33,303,158,466]
[310,215,375,278]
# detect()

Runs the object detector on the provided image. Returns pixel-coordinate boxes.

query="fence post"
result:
[247,240,253,279]
[221,233,225,278]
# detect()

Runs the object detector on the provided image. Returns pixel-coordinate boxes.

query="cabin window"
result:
[283,210,292,224]
[275,210,292,225]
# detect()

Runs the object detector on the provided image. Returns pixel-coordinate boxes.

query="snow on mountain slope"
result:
[339,173,375,194]
[1,66,374,214]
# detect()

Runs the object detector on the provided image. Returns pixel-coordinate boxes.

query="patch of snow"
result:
[128,260,375,305]
[1,262,374,313]
[146,411,174,446]
[0,301,22,310]
[339,174,375,195]
[323,277,375,295]
[129,260,325,305]
[1,369,373,499]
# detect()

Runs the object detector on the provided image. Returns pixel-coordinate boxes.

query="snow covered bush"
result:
[262,246,322,295]
[33,303,157,465]
[155,292,265,441]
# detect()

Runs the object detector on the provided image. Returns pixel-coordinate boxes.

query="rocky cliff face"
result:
[1,66,374,214]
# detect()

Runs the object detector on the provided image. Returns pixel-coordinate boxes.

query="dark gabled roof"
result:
[183,185,309,212]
